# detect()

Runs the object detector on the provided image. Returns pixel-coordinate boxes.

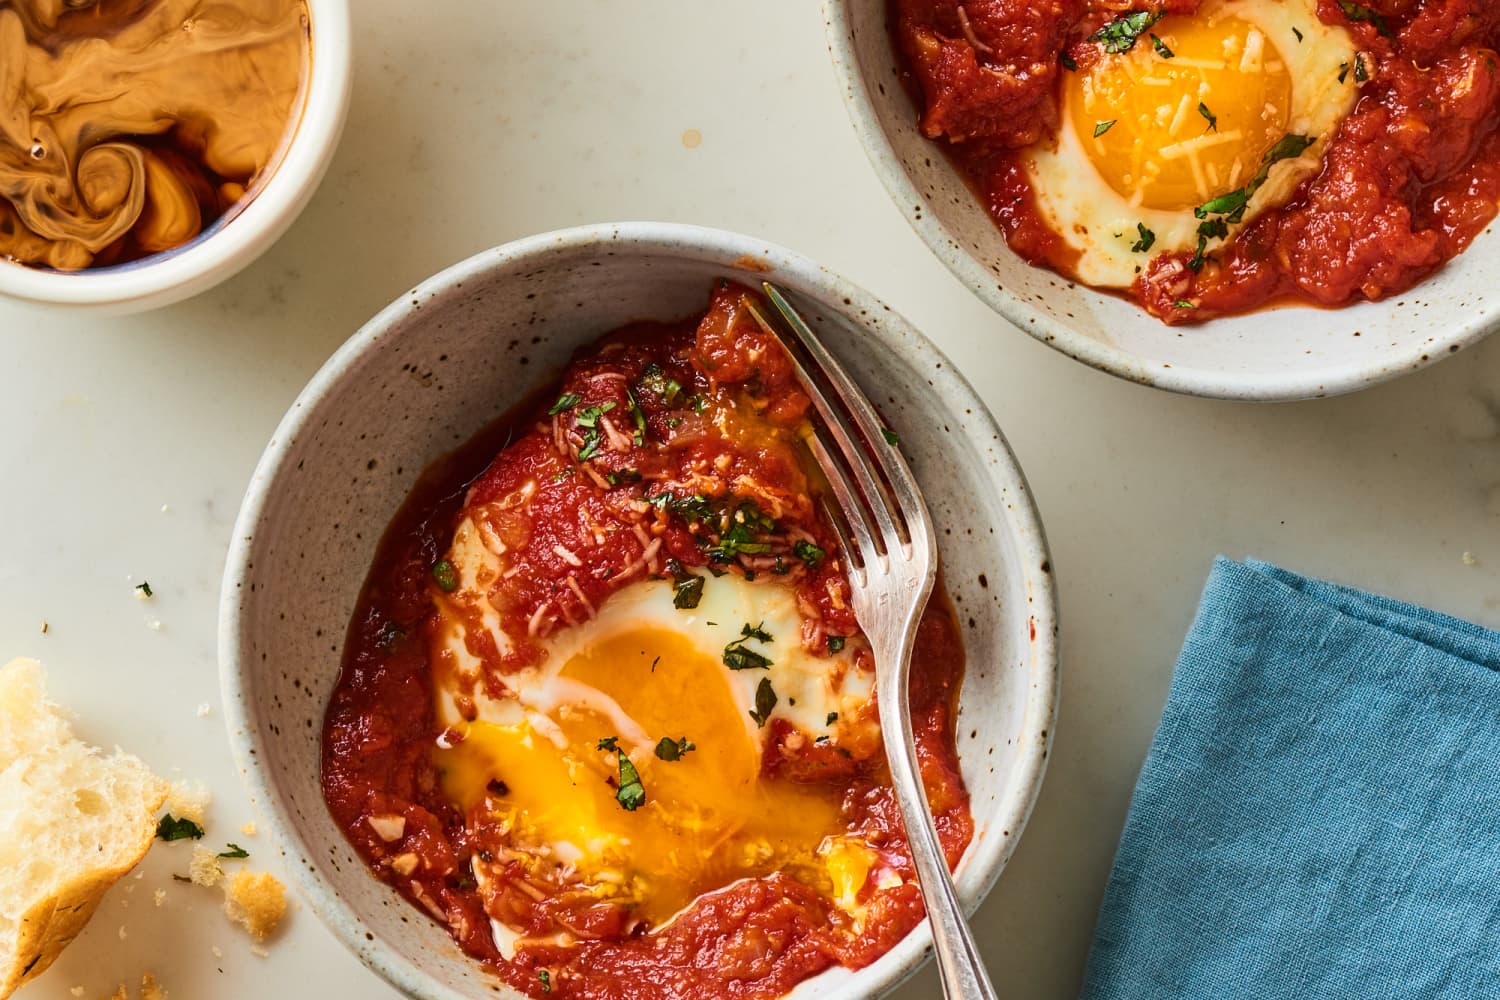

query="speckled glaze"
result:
[218,223,1058,1000]
[824,0,1500,401]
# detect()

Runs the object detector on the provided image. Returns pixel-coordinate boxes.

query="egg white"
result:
[1027,0,1360,287]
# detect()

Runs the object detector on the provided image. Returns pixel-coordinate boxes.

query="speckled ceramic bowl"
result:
[824,0,1500,400]
[219,223,1058,1000]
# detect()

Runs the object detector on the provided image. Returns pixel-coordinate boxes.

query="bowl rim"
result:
[821,0,1498,401]
[218,221,1060,1000]
[0,0,353,309]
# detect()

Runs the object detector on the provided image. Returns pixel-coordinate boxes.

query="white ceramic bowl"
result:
[0,0,351,313]
[824,0,1500,400]
[219,223,1058,999]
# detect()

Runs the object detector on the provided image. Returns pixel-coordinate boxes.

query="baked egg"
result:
[1029,0,1360,287]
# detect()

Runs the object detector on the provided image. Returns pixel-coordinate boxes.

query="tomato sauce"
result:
[894,0,1500,323]
[321,283,974,999]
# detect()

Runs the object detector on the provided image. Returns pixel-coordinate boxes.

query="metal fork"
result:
[755,283,1000,1000]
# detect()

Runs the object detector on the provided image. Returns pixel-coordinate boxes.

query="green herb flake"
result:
[1338,62,1350,84]
[615,755,646,810]
[1198,102,1218,132]
[637,363,683,405]
[1188,133,1315,270]
[539,970,552,994]
[548,393,581,416]
[1292,26,1304,42]
[432,560,459,593]
[625,388,647,446]
[574,401,618,462]
[826,712,839,726]
[134,581,153,598]
[740,621,774,643]
[1131,223,1156,253]
[1094,119,1116,138]
[748,677,778,728]
[827,635,846,654]
[881,428,900,447]
[1174,300,1198,309]
[596,736,620,752]
[723,635,773,671]
[1354,54,1369,82]
[1337,1,1394,38]
[794,539,826,568]
[155,814,205,842]
[1150,33,1174,58]
[1089,10,1165,55]
[1060,51,1078,71]
[654,736,696,761]
[217,844,249,859]
[672,575,704,610]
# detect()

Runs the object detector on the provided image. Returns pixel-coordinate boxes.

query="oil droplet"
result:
[681,128,702,150]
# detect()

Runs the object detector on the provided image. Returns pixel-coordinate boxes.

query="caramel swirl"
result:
[0,0,308,270]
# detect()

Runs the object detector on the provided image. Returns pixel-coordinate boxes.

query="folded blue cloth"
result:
[1080,557,1500,1000]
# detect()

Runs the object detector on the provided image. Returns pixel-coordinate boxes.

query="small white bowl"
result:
[824,0,1500,400]
[219,223,1058,999]
[0,0,351,313]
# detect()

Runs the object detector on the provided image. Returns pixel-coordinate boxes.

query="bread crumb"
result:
[117,925,127,940]
[189,845,224,887]
[223,870,287,941]
[160,504,170,513]
[240,821,257,836]
[40,621,49,634]
[69,988,84,997]
[153,888,166,907]
[250,945,270,959]
[106,988,126,1000]
[196,703,211,718]
[1462,551,1477,566]
[141,973,166,1000]
[211,945,223,958]
[145,618,163,631]
[164,780,211,824]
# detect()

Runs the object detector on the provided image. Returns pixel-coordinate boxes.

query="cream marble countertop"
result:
[2,2,1498,999]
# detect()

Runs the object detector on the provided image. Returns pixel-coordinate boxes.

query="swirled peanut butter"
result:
[0,0,309,271]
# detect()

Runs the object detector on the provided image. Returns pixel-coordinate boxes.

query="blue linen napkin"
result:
[1080,557,1500,1000]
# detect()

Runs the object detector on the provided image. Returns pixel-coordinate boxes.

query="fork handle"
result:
[884,625,1001,1000]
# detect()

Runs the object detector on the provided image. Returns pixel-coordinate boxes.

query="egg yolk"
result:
[1067,14,1293,211]
[437,627,849,926]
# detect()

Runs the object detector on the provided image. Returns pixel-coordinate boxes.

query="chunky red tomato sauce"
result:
[895,0,1500,323]
[322,283,973,999]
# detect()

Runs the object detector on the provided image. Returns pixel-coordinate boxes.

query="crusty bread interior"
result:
[0,658,166,998]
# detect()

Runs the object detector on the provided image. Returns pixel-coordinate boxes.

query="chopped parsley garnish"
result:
[654,736,696,761]
[748,677,777,728]
[794,539,826,568]
[1094,119,1116,138]
[155,814,205,842]
[637,363,682,405]
[1059,51,1078,71]
[740,621,774,643]
[1292,26,1304,42]
[1089,10,1164,55]
[604,468,642,487]
[672,574,704,609]
[1150,33,1173,58]
[723,630,773,671]
[688,394,709,414]
[706,501,777,563]
[539,971,552,994]
[596,737,645,810]
[1338,62,1350,84]
[375,621,406,650]
[548,393,581,416]
[431,560,459,593]
[1354,54,1369,82]
[881,428,900,447]
[826,712,839,726]
[1131,223,1156,253]
[134,581,153,597]
[217,844,249,859]
[625,388,647,446]
[826,635,846,653]
[1337,1,1394,38]
[1198,102,1218,132]
[1174,299,1199,310]
[1188,134,1315,269]
[574,402,617,461]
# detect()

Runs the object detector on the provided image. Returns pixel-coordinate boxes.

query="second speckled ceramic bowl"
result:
[219,222,1058,999]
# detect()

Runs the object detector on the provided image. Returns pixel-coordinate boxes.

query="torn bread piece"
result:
[223,871,287,942]
[0,659,167,999]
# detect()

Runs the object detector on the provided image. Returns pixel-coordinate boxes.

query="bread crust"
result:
[0,790,163,999]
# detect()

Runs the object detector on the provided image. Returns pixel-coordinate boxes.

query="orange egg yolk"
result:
[436,627,852,927]
[1067,14,1293,212]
